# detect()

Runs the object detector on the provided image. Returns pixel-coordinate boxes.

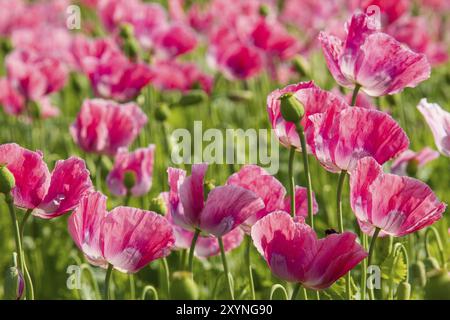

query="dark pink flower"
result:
[0,143,93,218]
[69,192,175,273]
[107,145,155,197]
[6,49,68,100]
[267,81,348,150]
[319,12,431,96]
[153,23,198,57]
[306,107,409,173]
[33,158,93,219]
[0,143,50,209]
[167,164,264,237]
[251,211,367,290]
[226,165,318,231]
[70,99,147,156]
[350,157,447,237]
[150,59,213,93]
[417,99,450,157]
[391,148,440,176]
[360,0,410,25]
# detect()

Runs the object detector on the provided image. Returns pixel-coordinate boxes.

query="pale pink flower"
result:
[417,99,450,157]
[69,192,175,273]
[391,148,440,176]
[319,12,431,96]
[70,99,147,156]
[350,157,446,237]
[267,81,348,151]
[167,164,264,237]
[226,165,318,231]
[306,107,409,173]
[0,143,93,218]
[107,145,155,197]
[251,211,367,290]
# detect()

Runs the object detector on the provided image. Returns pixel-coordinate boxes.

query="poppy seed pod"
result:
[123,171,137,191]
[279,93,305,123]
[424,269,450,300]
[0,165,15,194]
[170,271,199,300]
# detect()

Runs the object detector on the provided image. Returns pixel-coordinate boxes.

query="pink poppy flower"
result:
[150,59,213,94]
[360,0,410,25]
[417,99,450,157]
[318,12,431,96]
[161,193,244,258]
[267,81,348,150]
[226,164,318,231]
[70,99,147,156]
[167,164,264,237]
[152,23,198,57]
[69,192,175,273]
[391,148,440,176]
[306,107,409,173]
[5,49,68,100]
[350,157,447,237]
[386,16,448,66]
[106,145,155,197]
[0,143,93,218]
[251,211,367,290]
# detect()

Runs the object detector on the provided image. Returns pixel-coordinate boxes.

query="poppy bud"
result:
[4,253,24,300]
[406,159,419,177]
[279,93,305,123]
[410,261,427,287]
[424,269,450,300]
[227,90,254,102]
[178,90,207,106]
[122,39,140,61]
[0,165,15,195]
[149,197,167,216]
[292,55,311,78]
[170,271,199,300]
[424,257,441,271]
[396,282,411,300]
[259,4,270,17]
[123,170,136,191]
[204,180,215,200]
[155,104,171,122]
[119,23,134,40]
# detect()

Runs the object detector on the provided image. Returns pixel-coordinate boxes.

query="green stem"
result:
[141,285,159,300]
[245,236,256,300]
[129,274,136,300]
[368,228,381,300]
[336,170,347,233]
[187,229,200,272]
[161,258,170,299]
[425,226,446,267]
[95,155,103,192]
[218,237,234,300]
[5,194,24,282]
[270,284,288,300]
[291,283,301,300]
[351,84,361,106]
[104,263,113,300]
[288,147,296,217]
[19,209,34,300]
[124,192,131,207]
[296,125,314,229]
[361,233,368,300]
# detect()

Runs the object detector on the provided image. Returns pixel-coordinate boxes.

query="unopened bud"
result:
[424,269,450,300]
[292,55,311,77]
[170,271,199,300]
[410,261,427,287]
[119,23,134,40]
[154,104,171,122]
[0,165,15,194]
[178,90,207,106]
[396,282,411,300]
[4,253,24,300]
[227,90,254,102]
[259,4,270,17]
[279,93,305,123]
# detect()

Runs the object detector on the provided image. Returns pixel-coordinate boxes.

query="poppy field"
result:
[0,0,449,301]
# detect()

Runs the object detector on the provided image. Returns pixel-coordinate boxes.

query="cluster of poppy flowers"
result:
[0,0,449,300]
